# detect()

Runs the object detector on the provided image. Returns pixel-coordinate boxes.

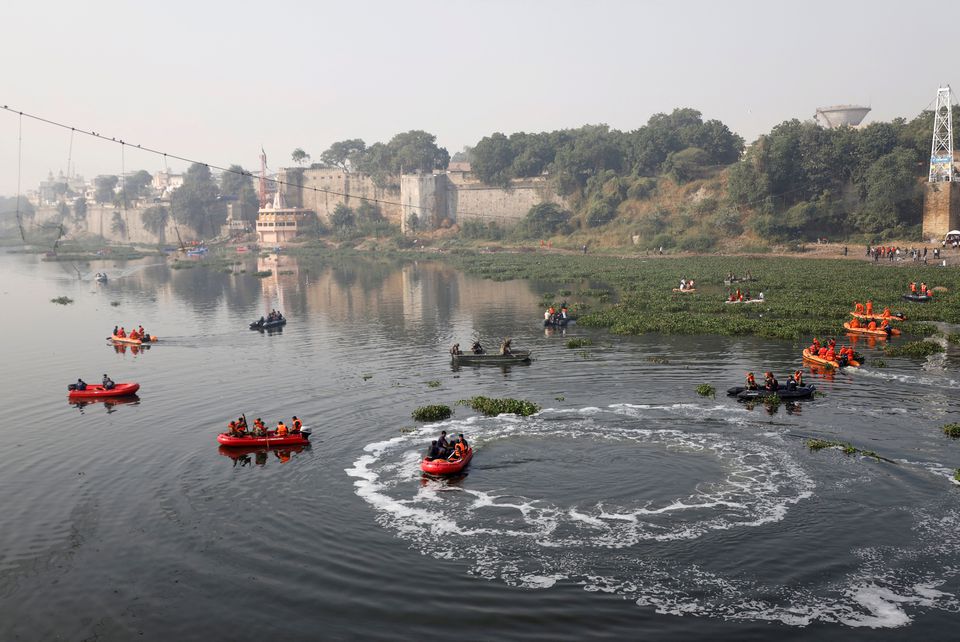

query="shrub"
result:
[412,405,452,422]
[586,200,616,228]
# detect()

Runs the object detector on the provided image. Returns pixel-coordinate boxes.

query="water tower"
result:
[813,105,871,129]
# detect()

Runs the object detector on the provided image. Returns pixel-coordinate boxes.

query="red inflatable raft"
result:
[216,430,310,448]
[68,382,140,399]
[420,447,473,475]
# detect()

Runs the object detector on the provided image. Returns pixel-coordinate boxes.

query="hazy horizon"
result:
[3,0,957,196]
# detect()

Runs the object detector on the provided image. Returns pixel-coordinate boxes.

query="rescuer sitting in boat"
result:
[75,378,87,391]
[275,421,289,436]
[425,440,441,460]
[471,341,484,354]
[763,372,779,391]
[450,440,467,461]
[437,430,452,457]
[102,374,115,390]
[450,343,462,356]
[500,338,513,355]
[253,418,266,436]
[291,416,302,433]
[745,372,758,390]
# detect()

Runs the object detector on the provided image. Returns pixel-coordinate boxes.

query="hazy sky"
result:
[2,0,957,195]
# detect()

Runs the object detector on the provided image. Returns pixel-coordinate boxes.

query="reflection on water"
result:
[69,394,141,414]
[3,250,960,640]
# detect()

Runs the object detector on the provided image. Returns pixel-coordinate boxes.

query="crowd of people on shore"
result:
[424,430,469,462]
[112,325,150,341]
[867,245,942,263]
[226,415,303,438]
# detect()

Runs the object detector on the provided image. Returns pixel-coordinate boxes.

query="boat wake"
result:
[346,404,960,628]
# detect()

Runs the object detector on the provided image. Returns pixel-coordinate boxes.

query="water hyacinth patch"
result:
[412,405,453,422]
[51,296,73,305]
[458,396,540,417]
[943,423,960,438]
[696,383,715,398]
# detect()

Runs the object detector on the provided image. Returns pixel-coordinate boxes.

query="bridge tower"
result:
[922,86,960,240]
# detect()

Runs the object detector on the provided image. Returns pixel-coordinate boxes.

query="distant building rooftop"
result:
[814,105,871,129]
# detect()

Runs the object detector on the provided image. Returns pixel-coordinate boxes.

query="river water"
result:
[0,250,959,640]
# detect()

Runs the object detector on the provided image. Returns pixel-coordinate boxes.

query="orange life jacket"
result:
[910,283,917,293]
[454,442,465,457]
[818,348,828,357]
[292,418,302,431]
[855,303,863,313]
[868,321,877,330]
[865,301,873,314]
[850,319,860,328]
[276,422,288,436]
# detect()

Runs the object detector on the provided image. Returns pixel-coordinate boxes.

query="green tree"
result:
[142,205,169,238]
[291,148,311,166]
[329,203,355,229]
[663,147,710,183]
[124,170,153,200]
[515,202,572,238]
[855,148,922,232]
[471,133,514,186]
[171,163,225,235]
[73,197,87,221]
[111,211,127,237]
[95,175,119,204]
[320,139,366,170]
[387,130,449,173]
[220,165,259,221]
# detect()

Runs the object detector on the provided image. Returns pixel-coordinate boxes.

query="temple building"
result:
[255,187,314,245]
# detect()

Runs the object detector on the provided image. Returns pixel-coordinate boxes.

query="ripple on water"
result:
[346,403,960,628]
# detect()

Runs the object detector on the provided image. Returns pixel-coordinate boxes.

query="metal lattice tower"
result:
[929,86,954,182]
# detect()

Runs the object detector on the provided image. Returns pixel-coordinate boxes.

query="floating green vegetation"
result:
[955,469,960,483]
[110,301,120,307]
[646,356,670,364]
[696,383,715,398]
[458,396,540,417]
[279,270,294,275]
[425,380,441,388]
[399,426,416,433]
[566,338,593,348]
[435,254,960,340]
[50,296,73,305]
[884,341,945,358]
[361,373,373,381]
[252,270,273,278]
[806,439,887,461]
[555,395,565,401]
[220,268,233,274]
[872,358,887,368]
[558,289,572,296]
[170,261,195,270]
[948,333,960,345]
[412,405,453,422]
[943,423,960,438]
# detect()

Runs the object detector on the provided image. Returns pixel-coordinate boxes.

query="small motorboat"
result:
[452,350,531,365]
[842,322,900,337]
[543,315,575,327]
[734,385,817,401]
[217,428,311,448]
[672,288,696,293]
[421,447,473,475]
[68,382,140,399]
[902,293,933,303]
[250,317,287,331]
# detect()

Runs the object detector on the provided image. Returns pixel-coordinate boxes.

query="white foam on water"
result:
[346,404,960,629]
